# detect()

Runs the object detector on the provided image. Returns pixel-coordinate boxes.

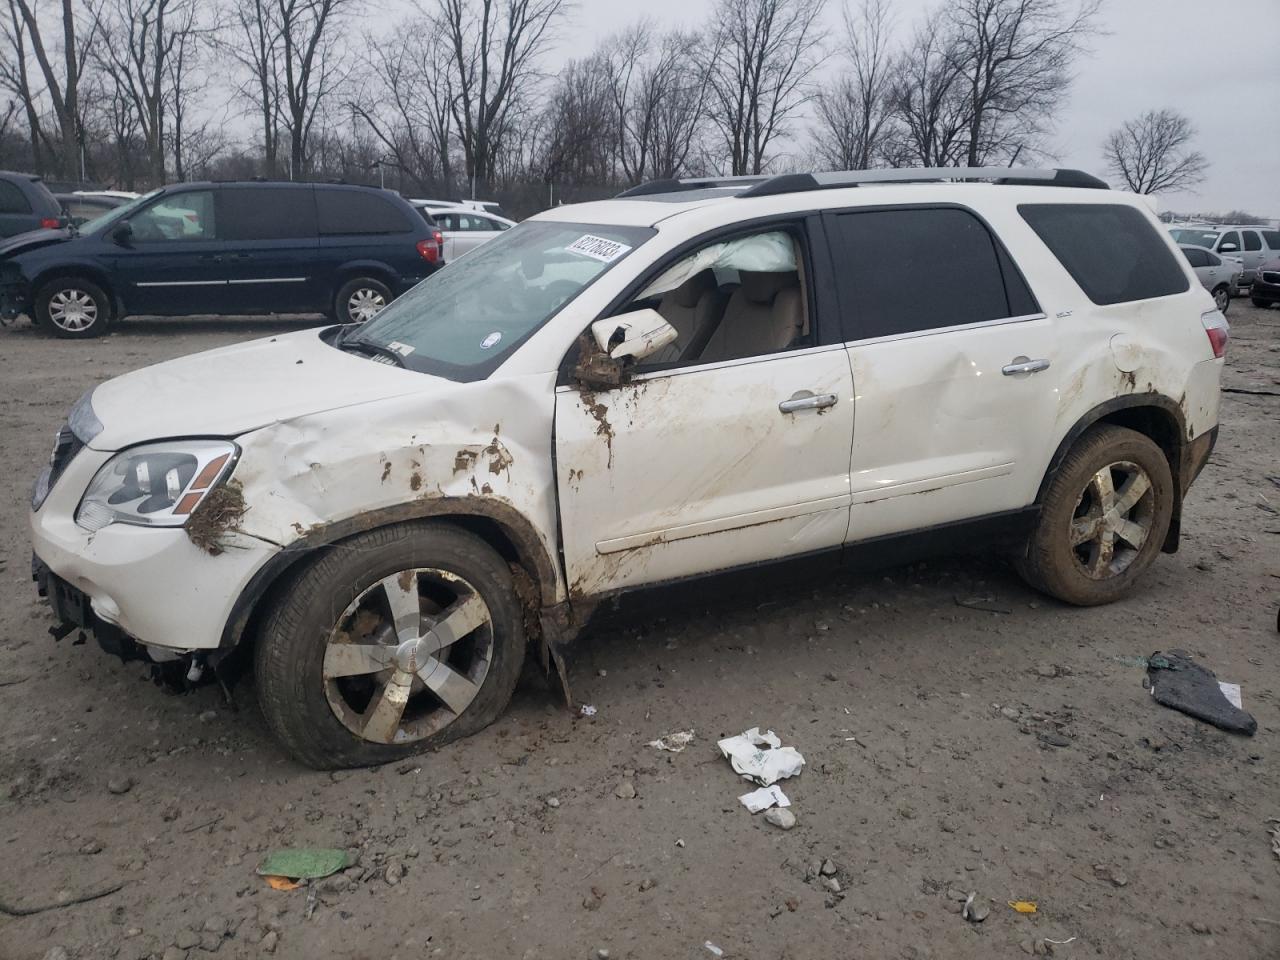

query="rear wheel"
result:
[1253,297,1270,309]
[335,277,391,324]
[1212,284,1230,313]
[34,277,112,338]
[1017,425,1174,606]
[255,522,526,769]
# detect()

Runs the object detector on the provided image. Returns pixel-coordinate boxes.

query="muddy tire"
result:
[255,522,525,769]
[1017,425,1174,606]
[34,277,112,338]
[334,277,391,324]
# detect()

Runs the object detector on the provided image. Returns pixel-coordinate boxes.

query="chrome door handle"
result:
[1002,357,1051,376]
[779,393,838,414]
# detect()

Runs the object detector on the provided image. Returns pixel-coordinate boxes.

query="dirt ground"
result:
[0,303,1277,960]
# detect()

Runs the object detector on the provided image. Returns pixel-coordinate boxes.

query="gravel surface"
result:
[0,305,1277,960]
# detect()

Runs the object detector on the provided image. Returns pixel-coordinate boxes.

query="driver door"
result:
[552,222,856,598]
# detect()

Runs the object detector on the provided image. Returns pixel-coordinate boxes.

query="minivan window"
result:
[1242,230,1262,251]
[130,190,216,242]
[220,187,317,241]
[347,221,653,380]
[1019,204,1188,305]
[0,180,31,214]
[317,190,411,235]
[831,207,1038,339]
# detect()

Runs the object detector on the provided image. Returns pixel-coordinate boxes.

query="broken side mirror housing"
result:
[591,308,678,363]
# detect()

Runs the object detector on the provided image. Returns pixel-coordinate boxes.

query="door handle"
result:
[1002,357,1051,376]
[227,252,251,261]
[779,393,838,414]
[198,254,223,263]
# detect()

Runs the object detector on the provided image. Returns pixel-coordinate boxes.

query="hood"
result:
[0,227,72,258]
[87,328,444,450]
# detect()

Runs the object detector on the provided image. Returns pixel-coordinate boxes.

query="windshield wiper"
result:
[338,335,408,368]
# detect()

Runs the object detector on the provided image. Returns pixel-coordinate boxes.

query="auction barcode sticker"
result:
[566,235,631,263]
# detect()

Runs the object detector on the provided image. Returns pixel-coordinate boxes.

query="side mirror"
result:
[1218,242,1238,253]
[590,308,678,363]
[111,221,133,245]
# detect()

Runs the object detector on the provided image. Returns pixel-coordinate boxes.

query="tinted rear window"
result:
[1243,231,1262,251]
[220,187,316,240]
[317,190,412,235]
[831,206,1039,339]
[0,180,31,214]
[1262,230,1280,249]
[1019,204,1189,305]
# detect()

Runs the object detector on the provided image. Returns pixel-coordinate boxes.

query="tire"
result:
[255,521,526,769]
[34,277,112,338]
[1253,297,1269,309]
[1017,425,1174,606]
[1211,284,1230,314]
[334,277,391,324]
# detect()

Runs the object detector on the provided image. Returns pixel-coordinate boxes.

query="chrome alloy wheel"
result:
[1068,460,1155,579]
[322,568,493,744]
[47,288,99,331]
[347,287,387,322]
[1213,286,1230,312]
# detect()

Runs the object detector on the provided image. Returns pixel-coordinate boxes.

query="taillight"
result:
[1201,310,1229,358]
[417,235,441,264]
[40,217,60,229]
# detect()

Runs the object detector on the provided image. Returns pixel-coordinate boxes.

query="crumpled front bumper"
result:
[30,446,281,653]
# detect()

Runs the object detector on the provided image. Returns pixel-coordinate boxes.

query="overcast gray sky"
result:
[559,0,1280,216]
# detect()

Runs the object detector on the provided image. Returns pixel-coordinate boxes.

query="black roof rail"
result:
[616,175,771,198]
[738,166,1109,198]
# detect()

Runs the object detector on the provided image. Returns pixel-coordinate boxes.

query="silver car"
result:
[1179,244,1241,313]
[1169,224,1279,285]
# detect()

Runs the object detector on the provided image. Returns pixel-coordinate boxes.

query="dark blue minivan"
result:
[0,181,443,338]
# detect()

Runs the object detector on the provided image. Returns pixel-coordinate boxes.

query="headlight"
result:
[76,440,238,532]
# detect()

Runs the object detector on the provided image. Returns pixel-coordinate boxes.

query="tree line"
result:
[1,0,1215,217]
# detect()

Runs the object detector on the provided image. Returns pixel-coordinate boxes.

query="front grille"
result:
[49,423,85,490]
[1262,271,1280,285]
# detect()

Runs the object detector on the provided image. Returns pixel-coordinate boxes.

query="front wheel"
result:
[1253,297,1270,309]
[1017,425,1174,606]
[1212,284,1230,314]
[334,277,391,324]
[34,277,113,338]
[255,522,526,769]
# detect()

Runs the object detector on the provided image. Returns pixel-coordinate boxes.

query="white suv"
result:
[30,167,1226,768]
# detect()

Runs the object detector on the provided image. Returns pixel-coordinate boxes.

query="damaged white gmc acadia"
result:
[30,168,1225,768]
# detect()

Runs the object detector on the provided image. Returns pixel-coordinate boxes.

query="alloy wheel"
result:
[1214,287,1229,312]
[47,289,99,332]
[1068,460,1155,579]
[347,288,387,322]
[322,568,493,744]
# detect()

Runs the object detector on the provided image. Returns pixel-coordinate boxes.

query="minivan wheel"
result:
[255,522,525,769]
[35,277,112,338]
[1017,425,1173,606]
[1212,284,1230,313]
[335,277,391,324]
[1252,297,1270,309]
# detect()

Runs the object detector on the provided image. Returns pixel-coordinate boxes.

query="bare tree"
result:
[432,0,567,196]
[889,20,969,166]
[1103,108,1208,195]
[604,21,711,185]
[706,0,826,176]
[276,0,359,177]
[537,53,615,190]
[946,0,1099,166]
[812,0,896,170]
[225,0,282,175]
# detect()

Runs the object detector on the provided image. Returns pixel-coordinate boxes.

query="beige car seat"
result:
[700,270,803,363]
[651,270,724,364]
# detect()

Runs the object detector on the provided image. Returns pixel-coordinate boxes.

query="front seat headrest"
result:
[738,270,797,304]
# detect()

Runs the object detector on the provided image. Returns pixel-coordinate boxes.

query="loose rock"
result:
[820,859,837,876]
[107,776,134,795]
[764,807,797,830]
[614,781,636,800]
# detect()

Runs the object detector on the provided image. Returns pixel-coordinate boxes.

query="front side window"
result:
[1243,230,1262,252]
[1020,203,1188,305]
[1219,230,1241,251]
[130,190,216,242]
[833,207,1037,338]
[348,220,653,380]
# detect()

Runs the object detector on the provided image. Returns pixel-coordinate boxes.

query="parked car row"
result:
[1168,223,1280,286]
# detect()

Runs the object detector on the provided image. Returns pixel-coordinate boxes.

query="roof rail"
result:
[616,175,772,199]
[738,167,1109,198]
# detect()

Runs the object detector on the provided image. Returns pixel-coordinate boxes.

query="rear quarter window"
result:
[1019,203,1189,305]
[0,180,32,214]
[317,189,413,235]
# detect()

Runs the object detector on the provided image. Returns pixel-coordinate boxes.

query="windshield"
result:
[79,189,162,235]
[1169,228,1219,249]
[350,220,654,379]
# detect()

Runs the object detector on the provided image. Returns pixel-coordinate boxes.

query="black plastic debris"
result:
[1146,650,1256,736]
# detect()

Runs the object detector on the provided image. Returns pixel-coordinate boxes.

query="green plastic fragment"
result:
[256,848,353,880]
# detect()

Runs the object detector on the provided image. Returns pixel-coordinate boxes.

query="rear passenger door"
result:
[825,206,1061,542]
[216,186,320,313]
[315,189,421,312]
[1239,229,1265,283]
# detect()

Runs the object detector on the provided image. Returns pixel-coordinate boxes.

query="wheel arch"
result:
[215,498,561,658]
[331,260,399,293]
[31,263,119,313]
[1037,393,1187,553]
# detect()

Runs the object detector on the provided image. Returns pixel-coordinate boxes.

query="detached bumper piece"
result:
[33,553,146,662]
